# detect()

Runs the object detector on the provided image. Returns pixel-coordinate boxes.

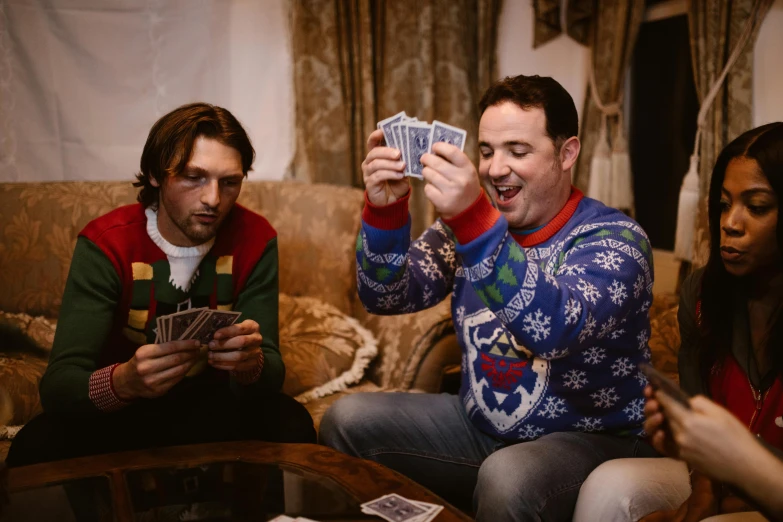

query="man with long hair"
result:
[7,103,315,467]
[321,75,658,520]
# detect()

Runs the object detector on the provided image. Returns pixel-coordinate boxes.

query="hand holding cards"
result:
[155,308,242,377]
[377,111,467,180]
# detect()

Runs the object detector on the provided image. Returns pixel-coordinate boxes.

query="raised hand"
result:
[420,142,482,219]
[362,129,410,206]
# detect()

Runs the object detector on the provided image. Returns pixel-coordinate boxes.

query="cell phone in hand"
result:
[639,363,692,409]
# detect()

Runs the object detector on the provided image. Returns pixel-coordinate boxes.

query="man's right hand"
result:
[112,340,201,400]
[362,129,410,206]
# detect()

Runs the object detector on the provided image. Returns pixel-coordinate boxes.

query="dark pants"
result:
[6,384,316,468]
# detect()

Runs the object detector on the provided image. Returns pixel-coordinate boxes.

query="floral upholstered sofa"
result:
[0,181,462,462]
[0,180,683,464]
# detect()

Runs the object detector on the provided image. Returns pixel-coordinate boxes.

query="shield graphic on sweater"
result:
[461,308,549,434]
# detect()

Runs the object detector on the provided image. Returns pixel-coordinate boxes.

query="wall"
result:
[496,1,590,124]
[0,0,293,182]
[1,1,780,183]
[753,0,783,126]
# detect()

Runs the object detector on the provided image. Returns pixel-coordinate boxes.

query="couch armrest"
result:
[353,297,455,390]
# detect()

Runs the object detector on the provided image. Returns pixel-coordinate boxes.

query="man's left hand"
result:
[207,319,263,373]
[420,142,482,219]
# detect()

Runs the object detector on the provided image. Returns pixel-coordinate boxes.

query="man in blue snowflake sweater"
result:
[320,75,659,521]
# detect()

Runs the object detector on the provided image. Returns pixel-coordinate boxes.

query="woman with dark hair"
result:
[573,122,783,522]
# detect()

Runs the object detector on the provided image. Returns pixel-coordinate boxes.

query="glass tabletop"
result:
[2,461,383,522]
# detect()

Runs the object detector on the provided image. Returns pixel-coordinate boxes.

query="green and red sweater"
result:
[40,203,283,415]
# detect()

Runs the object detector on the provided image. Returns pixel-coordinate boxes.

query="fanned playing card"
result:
[378,111,407,149]
[405,123,432,179]
[169,307,209,341]
[429,120,467,152]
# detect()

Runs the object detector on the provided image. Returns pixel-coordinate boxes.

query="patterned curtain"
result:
[291,0,501,237]
[688,0,773,267]
[532,0,592,48]
[572,1,645,196]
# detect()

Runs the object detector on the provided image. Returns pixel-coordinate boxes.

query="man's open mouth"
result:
[495,185,522,203]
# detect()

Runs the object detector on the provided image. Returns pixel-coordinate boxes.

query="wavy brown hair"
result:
[133,102,255,208]
[699,122,783,380]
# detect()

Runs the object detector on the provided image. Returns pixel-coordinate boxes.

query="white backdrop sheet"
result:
[0,0,293,182]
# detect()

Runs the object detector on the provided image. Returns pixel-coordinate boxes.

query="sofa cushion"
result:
[649,297,681,383]
[0,321,49,426]
[279,294,378,403]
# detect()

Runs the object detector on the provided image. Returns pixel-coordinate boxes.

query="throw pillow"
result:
[279,294,378,403]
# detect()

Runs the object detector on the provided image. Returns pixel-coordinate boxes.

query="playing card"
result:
[169,307,209,341]
[268,516,295,522]
[361,494,427,522]
[392,123,405,162]
[405,123,431,179]
[398,124,411,173]
[429,120,467,152]
[378,111,406,149]
[186,310,241,345]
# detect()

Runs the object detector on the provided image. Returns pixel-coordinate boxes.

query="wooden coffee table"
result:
[3,442,471,521]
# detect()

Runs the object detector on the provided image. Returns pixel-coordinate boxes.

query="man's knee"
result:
[573,458,690,522]
[319,393,373,453]
[270,393,316,443]
[474,448,538,516]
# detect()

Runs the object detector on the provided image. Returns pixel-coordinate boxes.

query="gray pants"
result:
[319,392,658,521]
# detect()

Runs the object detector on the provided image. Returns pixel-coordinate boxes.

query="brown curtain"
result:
[688,0,773,267]
[572,1,645,195]
[291,1,501,237]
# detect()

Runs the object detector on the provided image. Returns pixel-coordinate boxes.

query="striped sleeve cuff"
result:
[88,364,131,413]
[231,350,265,385]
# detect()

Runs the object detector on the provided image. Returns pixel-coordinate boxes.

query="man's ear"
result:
[559,136,580,172]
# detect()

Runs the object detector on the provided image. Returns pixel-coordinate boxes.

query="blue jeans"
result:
[319,392,657,521]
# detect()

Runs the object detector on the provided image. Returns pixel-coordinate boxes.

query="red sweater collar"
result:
[511,187,583,247]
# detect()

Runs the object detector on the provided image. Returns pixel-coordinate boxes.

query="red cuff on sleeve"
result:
[231,350,265,385]
[88,363,131,413]
[442,190,501,245]
[362,190,411,230]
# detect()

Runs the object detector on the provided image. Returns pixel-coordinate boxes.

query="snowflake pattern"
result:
[437,244,456,268]
[591,387,620,408]
[456,305,466,325]
[607,280,627,306]
[609,329,626,340]
[633,274,645,299]
[377,293,401,310]
[593,250,624,271]
[639,299,651,314]
[624,398,645,422]
[576,278,602,305]
[422,285,434,306]
[583,346,606,365]
[611,357,634,377]
[559,263,587,276]
[564,298,582,325]
[635,370,649,387]
[637,329,650,350]
[598,316,618,339]
[522,309,552,342]
[538,396,568,419]
[519,424,546,441]
[414,242,434,256]
[543,271,559,288]
[563,369,588,389]
[417,255,442,280]
[573,417,604,433]
[541,346,570,360]
[578,313,597,343]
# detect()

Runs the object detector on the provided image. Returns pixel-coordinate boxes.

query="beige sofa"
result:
[0,180,463,462]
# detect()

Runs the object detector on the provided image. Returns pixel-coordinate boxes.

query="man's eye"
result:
[480,150,493,159]
[511,151,527,158]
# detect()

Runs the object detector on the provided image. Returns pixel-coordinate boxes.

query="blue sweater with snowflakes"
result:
[358,187,653,441]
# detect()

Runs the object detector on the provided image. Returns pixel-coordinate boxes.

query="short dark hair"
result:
[134,102,255,208]
[478,75,579,148]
